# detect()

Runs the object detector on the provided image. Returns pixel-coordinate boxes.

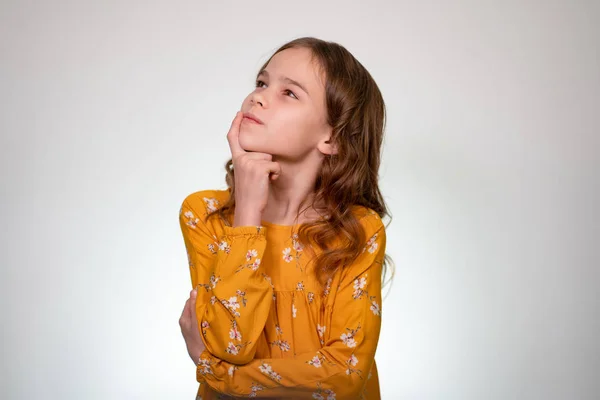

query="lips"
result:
[242,112,263,124]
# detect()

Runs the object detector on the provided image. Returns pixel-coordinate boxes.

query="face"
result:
[239,47,333,160]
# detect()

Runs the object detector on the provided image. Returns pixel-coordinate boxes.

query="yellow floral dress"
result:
[179,189,386,399]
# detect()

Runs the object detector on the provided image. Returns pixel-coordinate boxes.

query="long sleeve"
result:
[194,213,386,399]
[179,194,274,365]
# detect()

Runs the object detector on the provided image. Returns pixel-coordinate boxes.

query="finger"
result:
[190,290,197,317]
[226,111,246,158]
[184,288,195,314]
[179,297,191,326]
[240,152,273,162]
[264,161,281,179]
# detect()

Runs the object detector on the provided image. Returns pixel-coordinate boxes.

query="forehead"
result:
[264,47,326,95]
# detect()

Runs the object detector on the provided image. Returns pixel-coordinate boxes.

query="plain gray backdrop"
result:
[1,0,598,399]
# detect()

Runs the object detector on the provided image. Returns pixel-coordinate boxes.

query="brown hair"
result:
[208,37,394,289]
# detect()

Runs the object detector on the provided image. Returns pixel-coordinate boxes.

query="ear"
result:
[317,128,338,156]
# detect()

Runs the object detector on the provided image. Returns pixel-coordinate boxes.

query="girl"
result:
[179,37,393,399]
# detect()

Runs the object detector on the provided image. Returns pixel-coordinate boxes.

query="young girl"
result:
[178,37,392,399]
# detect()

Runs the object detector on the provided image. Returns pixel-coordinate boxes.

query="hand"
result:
[227,111,281,226]
[179,288,206,366]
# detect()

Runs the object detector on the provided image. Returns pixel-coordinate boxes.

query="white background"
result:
[1,1,599,399]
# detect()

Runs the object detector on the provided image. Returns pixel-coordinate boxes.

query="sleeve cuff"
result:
[222,225,267,237]
[195,349,213,383]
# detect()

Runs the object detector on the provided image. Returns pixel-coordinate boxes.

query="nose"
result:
[250,92,265,107]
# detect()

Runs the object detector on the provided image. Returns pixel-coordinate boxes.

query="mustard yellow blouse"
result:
[179,189,386,399]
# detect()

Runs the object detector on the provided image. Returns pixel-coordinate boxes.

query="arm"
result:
[195,214,386,399]
[179,194,273,365]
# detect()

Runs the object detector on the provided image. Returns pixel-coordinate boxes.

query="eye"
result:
[284,89,298,100]
[255,80,298,100]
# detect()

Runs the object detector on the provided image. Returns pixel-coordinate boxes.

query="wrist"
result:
[192,346,205,366]
[188,340,207,365]
[233,210,262,227]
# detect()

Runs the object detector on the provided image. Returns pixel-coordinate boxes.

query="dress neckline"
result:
[260,216,329,230]
[260,220,298,229]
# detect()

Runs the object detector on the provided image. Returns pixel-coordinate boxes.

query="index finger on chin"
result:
[227,111,246,158]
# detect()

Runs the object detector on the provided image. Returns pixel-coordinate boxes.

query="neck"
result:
[260,152,325,225]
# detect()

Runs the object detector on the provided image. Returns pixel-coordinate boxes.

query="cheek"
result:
[237,132,250,150]
[273,110,311,135]
[237,122,273,153]
[288,116,322,144]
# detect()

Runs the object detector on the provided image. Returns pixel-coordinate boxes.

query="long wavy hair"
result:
[208,37,394,289]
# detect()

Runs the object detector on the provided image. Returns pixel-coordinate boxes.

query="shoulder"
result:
[180,189,230,217]
[353,206,387,262]
[352,205,386,239]
[333,206,387,285]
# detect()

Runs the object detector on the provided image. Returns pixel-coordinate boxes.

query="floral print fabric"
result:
[179,190,386,399]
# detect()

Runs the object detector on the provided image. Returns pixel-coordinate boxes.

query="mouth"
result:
[242,112,263,124]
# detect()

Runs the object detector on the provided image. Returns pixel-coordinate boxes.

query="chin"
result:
[238,135,265,153]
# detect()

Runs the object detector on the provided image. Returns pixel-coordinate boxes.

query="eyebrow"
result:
[257,69,310,97]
